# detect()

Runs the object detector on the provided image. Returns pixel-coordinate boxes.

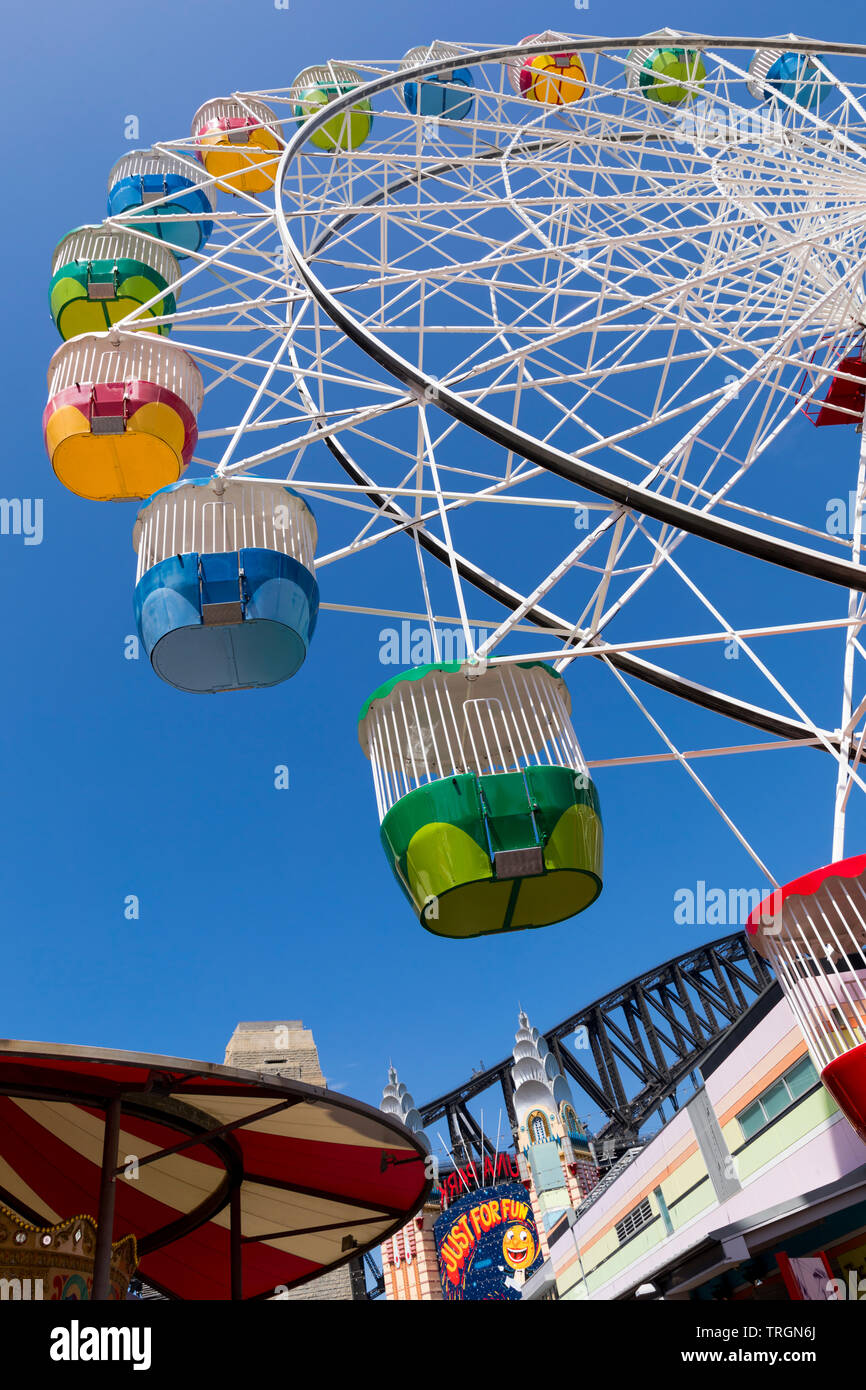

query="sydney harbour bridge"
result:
[418,932,772,1166]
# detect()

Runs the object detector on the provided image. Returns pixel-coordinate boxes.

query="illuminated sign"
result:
[434,1182,543,1300]
[437,1152,522,1207]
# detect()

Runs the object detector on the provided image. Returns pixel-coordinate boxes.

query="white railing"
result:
[755,877,866,1071]
[134,480,317,582]
[108,149,214,203]
[362,664,588,820]
[399,41,470,74]
[191,97,280,135]
[291,65,365,105]
[47,332,203,415]
[51,225,180,283]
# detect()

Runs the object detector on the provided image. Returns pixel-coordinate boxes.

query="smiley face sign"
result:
[502,1222,537,1271]
[435,1181,543,1299]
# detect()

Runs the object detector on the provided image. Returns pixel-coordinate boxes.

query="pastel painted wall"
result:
[546,990,866,1301]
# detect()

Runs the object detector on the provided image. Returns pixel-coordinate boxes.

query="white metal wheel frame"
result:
[84,33,866,893]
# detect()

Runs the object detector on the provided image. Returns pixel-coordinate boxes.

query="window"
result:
[528,1111,550,1143]
[654,1185,674,1237]
[736,1054,819,1141]
[615,1197,654,1245]
[561,1105,582,1140]
[738,1101,767,1141]
[787,1055,819,1099]
[761,1080,790,1122]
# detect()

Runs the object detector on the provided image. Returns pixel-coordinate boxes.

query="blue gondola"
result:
[133,478,318,693]
[400,43,474,120]
[108,150,215,259]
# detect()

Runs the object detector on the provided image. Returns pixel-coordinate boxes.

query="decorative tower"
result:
[511,1010,598,1251]
[379,1067,442,1301]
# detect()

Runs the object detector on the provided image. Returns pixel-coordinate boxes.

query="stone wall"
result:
[223,1021,325,1086]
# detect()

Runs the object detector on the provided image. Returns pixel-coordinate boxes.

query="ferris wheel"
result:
[42,31,866,950]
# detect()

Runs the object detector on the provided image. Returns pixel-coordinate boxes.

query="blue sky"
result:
[2,0,864,1138]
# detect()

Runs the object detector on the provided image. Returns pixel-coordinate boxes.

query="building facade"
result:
[523,983,866,1301]
[511,1009,598,1261]
[379,1067,443,1300]
[378,1011,599,1299]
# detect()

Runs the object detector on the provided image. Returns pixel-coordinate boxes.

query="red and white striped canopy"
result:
[0,1041,430,1299]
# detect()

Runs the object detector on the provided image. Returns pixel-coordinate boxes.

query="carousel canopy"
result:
[0,1041,430,1300]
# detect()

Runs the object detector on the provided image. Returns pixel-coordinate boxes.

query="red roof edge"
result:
[746,853,866,933]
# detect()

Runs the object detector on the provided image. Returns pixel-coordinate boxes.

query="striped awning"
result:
[0,1041,430,1300]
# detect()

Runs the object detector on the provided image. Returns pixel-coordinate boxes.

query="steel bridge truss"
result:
[419,933,773,1164]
